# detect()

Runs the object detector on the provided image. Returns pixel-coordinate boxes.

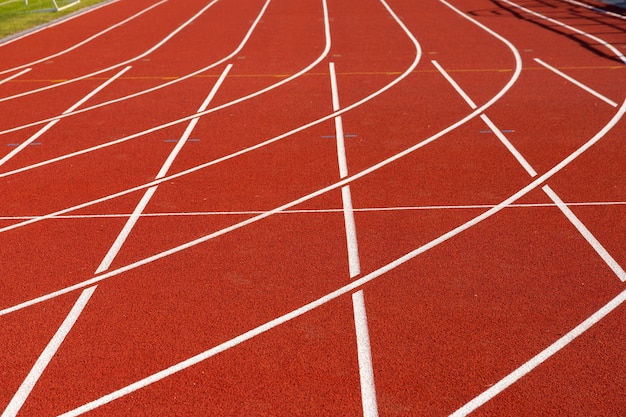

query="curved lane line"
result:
[0,0,222,103]
[0,0,168,76]
[58,99,626,416]
[558,0,626,21]
[0,0,524,313]
[0,0,274,137]
[501,0,626,64]
[0,0,121,48]
[0,0,403,234]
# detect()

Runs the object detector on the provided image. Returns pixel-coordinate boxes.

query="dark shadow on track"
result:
[468,0,626,65]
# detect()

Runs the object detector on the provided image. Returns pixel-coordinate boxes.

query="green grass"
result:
[0,0,106,40]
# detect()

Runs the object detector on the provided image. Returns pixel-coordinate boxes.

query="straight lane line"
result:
[449,287,626,416]
[431,60,477,109]
[330,62,378,417]
[0,68,31,86]
[478,114,537,176]
[432,60,536,176]
[534,58,618,107]
[0,200,624,221]
[1,287,97,417]
[435,60,626,283]
[0,66,132,167]
[95,64,231,274]
[543,185,626,281]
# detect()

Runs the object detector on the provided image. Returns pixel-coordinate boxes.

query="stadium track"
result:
[0,0,624,416]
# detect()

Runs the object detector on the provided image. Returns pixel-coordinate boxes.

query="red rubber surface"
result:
[1,0,624,415]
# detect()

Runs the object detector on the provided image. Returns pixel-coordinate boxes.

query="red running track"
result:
[0,0,624,415]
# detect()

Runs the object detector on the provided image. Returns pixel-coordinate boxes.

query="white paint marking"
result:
[0,1,165,76]
[1,287,96,417]
[330,62,377,417]
[558,0,626,21]
[501,0,626,64]
[0,0,271,136]
[29,9,626,415]
[352,290,378,417]
[94,186,157,274]
[0,0,221,103]
[0,68,31,86]
[330,63,349,179]
[534,58,618,107]
[431,60,477,109]
[95,64,231,274]
[1,200,625,222]
[0,66,131,167]
[479,114,537,177]
[432,60,537,177]
[449,287,626,416]
[0,0,519,317]
[342,186,362,278]
[435,58,625,284]
[543,185,626,281]
[0,0,121,48]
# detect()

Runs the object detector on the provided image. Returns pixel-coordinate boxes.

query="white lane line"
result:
[95,64,231,274]
[0,0,332,230]
[0,68,31,86]
[56,2,532,411]
[431,60,477,109]
[3,63,228,415]
[0,0,222,103]
[543,185,626,281]
[352,290,377,416]
[0,0,515,315]
[1,200,625,221]
[534,58,618,107]
[557,0,626,21]
[478,114,537,177]
[330,62,360,277]
[53,99,626,417]
[0,66,131,168]
[449,287,626,416]
[501,0,626,64]
[0,1,167,76]
[435,59,626,283]
[0,0,272,138]
[0,0,121,48]
[330,62,378,417]
[431,59,537,176]
[94,185,158,274]
[1,286,97,417]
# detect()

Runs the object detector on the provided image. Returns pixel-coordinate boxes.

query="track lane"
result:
[0,0,225,103]
[1,0,624,409]
[50,0,626,412]
[0,0,167,77]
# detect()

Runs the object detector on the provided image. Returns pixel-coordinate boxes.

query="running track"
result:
[0,0,624,415]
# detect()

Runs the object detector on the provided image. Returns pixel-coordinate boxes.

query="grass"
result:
[0,0,106,40]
